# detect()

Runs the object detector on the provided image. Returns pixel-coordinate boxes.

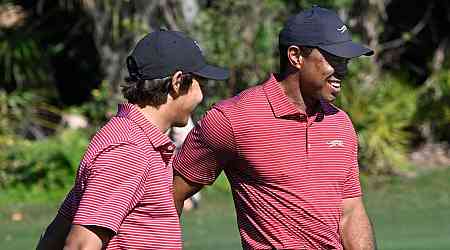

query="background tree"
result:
[0,0,449,188]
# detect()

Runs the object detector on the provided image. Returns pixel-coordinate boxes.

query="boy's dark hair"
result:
[121,73,194,107]
[279,45,313,73]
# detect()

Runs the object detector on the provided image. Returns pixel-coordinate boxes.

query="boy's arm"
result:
[36,214,71,250]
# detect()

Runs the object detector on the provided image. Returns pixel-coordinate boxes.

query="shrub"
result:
[338,60,418,175]
[415,70,450,142]
[74,80,118,125]
[0,90,38,136]
[0,129,89,190]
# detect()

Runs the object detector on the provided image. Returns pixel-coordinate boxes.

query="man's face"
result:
[172,76,203,127]
[299,48,347,103]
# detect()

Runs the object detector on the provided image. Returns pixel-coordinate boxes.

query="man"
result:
[173,6,376,250]
[37,30,229,250]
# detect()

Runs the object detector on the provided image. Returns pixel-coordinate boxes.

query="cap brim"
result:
[319,41,374,59]
[193,64,229,80]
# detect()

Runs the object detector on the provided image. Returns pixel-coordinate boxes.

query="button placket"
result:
[297,114,309,157]
[160,144,175,166]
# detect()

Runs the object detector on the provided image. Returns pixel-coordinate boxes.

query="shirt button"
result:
[167,145,175,151]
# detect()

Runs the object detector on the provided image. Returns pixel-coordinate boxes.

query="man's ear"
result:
[287,45,303,69]
[170,71,183,97]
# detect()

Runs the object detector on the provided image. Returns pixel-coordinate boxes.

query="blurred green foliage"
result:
[74,80,118,125]
[0,129,88,190]
[0,90,34,136]
[338,60,418,174]
[0,32,49,89]
[0,0,449,192]
[416,70,450,142]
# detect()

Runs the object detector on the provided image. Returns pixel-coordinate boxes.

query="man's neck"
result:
[279,73,320,115]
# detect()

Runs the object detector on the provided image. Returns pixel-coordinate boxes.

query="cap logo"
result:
[337,25,348,33]
[193,40,203,53]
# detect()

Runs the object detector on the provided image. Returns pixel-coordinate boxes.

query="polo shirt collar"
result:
[263,74,300,118]
[116,103,174,150]
[263,74,325,120]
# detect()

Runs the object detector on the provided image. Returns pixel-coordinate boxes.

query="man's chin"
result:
[321,94,337,103]
[172,120,188,128]
[327,96,337,103]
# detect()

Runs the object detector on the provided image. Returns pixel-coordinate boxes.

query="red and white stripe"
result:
[174,74,362,249]
[59,103,182,249]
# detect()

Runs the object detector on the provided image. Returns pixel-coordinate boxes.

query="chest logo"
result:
[327,140,344,147]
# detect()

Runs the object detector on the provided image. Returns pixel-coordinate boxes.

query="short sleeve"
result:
[342,120,362,199]
[72,144,150,234]
[173,107,236,185]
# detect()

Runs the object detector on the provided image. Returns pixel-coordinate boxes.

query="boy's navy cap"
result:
[127,30,229,80]
[279,6,374,58]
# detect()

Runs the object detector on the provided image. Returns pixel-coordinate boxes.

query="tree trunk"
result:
[82,0,190,98]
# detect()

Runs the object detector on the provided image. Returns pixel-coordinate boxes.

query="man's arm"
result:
[173,174,203,216]
[340,197,377,250]
[172,107,235,216]
[36,214,71,250]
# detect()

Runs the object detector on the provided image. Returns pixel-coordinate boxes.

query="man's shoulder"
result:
[322,102,352,121]
[213,83,266,113]
[321,102,357,137]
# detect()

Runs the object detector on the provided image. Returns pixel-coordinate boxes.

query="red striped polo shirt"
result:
[174,74,362,249]
[59,103,181,249]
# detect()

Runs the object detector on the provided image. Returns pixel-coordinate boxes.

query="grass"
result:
[0,168,449,250]
[0,202,60,249]
[363,168,450,250]
[181,190,241,250]
[0,188,67,250]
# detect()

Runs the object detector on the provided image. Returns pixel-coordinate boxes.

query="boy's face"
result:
[172,76,203,127]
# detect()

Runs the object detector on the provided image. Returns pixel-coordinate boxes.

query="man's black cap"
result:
[279,6,374,58]
[127,30,229,80]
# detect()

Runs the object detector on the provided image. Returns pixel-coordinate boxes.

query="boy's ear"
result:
[170,71,183,96]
